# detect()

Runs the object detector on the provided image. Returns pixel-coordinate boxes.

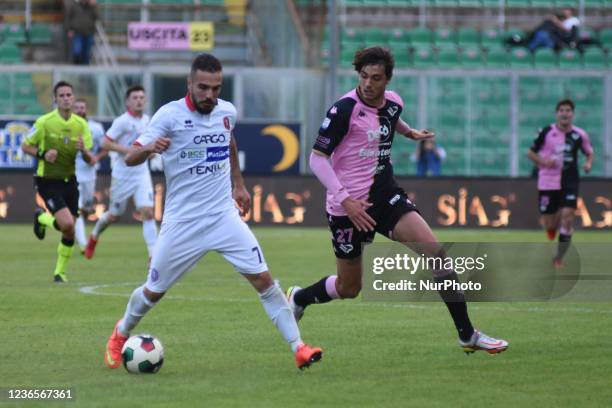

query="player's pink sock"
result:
[325,275,340,299]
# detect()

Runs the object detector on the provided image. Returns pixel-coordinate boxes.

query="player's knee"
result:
[336,281,361,299]
[59,220,75,235]
[143,287,165,303]
[141,208,154,220]
[108,213,119,223]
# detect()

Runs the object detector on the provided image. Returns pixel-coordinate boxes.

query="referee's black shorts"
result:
[34,176,79,217]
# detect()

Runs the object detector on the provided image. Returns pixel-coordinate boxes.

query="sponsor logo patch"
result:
[321,117,331,129]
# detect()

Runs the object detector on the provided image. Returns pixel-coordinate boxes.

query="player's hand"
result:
[540,158,556,168]
[88,156,99,166]
[583,161,592,173]
[411,129,435,140]
[233,184,251,216]
[76,136,85,152]
[341,197,375,232]
[151,137,171,154]
[44,149,58,163]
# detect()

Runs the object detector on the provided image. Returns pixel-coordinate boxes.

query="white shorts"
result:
[109,173,154,216]
[78,179,96,210]
[145,209,268,293]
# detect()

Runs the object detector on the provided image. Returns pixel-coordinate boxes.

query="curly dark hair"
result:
[353,46,394,80]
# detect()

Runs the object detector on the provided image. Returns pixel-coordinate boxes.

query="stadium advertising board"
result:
[127,22,214,50]
[0,174,609,229]
[0,120,300,176]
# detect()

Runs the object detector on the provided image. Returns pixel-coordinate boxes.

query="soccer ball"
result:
[121,334,164,374]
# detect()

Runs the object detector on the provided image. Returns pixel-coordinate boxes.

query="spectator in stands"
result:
[66,0,99,64]
[415,139,445,177]
[527,8,580,52]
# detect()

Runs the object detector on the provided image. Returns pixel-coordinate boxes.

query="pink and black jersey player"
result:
[287,47,509,355]
[528,99,593,267]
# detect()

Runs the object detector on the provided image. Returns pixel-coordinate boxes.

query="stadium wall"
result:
[0,172,610,229]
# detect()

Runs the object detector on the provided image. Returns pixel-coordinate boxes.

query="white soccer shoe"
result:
[459,330,509,354]
[286,286,305,322]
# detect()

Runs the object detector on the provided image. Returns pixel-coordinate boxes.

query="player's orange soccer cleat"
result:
[546,229,556,241]
[295,344,323,370]
[84,235,98,259]
[105,320,128,369]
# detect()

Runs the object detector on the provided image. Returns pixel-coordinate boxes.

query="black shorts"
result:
[538,188,578,214]
[35,176,79,217]
[327,187,419,259]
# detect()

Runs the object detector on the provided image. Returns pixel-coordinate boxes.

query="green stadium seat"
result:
[340,43,361,66]
[481,0,502,6]
[481,28,502,48]
[505,27,527,43]
[458,0,482,6]
[412,46,436,69]
[435,0,459,6]
[505,0,530,7]
[461,47,484,68]
[0,44,22,64]
[389,28,410,43]
[437,47,461,68]
[28,23,52,44]
[599,28,612,49]
[434,28,456,48]
[558,49,582,69]
[510,47,533,68]
[485,45,509,68]
[583,47,608,68]
[150,0,195,4]
[343,0,364,5]
[530,0,555,7]
[457,28,479,47]
[102,0,143,4]
[409,27,433,47]
[533,48,558,68]
[584,0,607,7]
[342,28,364,45]
[364,28,388,46]
[2,24,26,44]
[578,27,598,42]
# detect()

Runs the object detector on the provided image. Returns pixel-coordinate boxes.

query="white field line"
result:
[78,282,612,315]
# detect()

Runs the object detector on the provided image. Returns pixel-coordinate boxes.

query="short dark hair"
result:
[125,85,145,99]
[353,47,394,80]
[53,81,73,97]
[556,98,575,111]
[190,53,222,76]
[74,98,87,105]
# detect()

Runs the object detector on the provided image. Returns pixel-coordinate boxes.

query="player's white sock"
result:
[118,285,156,336]
[75,215,87,249]
[259,282,303,353]
[92,211,112,239]
[142,219,158,256]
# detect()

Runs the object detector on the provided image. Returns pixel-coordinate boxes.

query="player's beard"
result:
[194,98,217,114]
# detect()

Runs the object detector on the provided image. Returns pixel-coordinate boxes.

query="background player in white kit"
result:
[73,98,107,253]
[84,85,157,260]
[104,54,323,370]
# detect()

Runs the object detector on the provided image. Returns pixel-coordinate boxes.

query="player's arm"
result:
[528,128,555,168]
[229,134,250,216]
[580,132,594,174]
[125,138,170,166]
[77,122,94,164]
[102,136,130,155]
[396,118,434,140]
[310,150,375,232]
[21,119,59,163]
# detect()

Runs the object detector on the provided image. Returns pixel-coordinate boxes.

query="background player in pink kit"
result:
[104,53,322,370]
[287,47,509,354]
[528,99,594,267]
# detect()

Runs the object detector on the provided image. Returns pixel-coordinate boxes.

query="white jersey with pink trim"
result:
[106,111,150,180]
[313,89,405,216]
[135,96,236,222]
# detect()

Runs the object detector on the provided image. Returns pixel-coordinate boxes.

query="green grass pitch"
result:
[1,225,611,407]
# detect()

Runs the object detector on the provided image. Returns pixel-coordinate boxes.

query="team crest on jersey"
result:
[223,117,231,130]
[387,105,399,117]
[63,135,70,145]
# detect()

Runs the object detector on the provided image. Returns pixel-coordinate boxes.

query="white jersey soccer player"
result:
[85,86,158,260]
[103,53,322,371]
[73,99,107,252]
